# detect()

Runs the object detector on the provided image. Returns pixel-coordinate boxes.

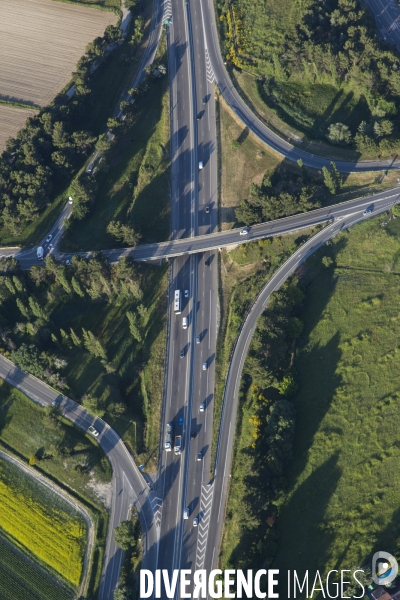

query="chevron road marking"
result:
[150,495,163,528]
[195,484,214,569]
[205,49,215,83]
[164,0,172,22]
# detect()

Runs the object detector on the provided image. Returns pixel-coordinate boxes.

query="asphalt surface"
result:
[8,186,396,267]
[199,0,400,173]
[0,355,158,599]
[365,0,400,50]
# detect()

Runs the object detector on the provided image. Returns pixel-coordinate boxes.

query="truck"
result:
[174,435,182,455]
[164,423,173,452]
[37,246,44,260]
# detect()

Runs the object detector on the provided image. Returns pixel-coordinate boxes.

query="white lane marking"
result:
[217,421,232,523]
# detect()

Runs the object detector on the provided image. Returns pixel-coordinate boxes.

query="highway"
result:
[7,187,399,269]
[0,354,158,600]
[198,0,400,173]
[3,0,400,596]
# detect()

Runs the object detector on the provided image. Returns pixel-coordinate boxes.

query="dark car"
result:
[179,417,184,426]
[180,349,184,358]
[363,206,373,216]
[190,430,196,440]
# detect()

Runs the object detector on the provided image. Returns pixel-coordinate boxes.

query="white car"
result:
[240,227,250,236]
[88,425,99,437]
[193,518,198,527]
[182,317,188,329]
[202,362,207,371]
[183,508,189,520]
[199,161,204,170]
[199,403,205,412]
[68,196,73,204]
[45,234,53,243]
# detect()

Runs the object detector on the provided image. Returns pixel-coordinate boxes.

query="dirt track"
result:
[0,0,117,107]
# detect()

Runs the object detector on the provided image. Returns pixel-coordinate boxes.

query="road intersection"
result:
[2,0,400,597]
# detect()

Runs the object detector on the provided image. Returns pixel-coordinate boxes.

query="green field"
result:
[0,379,111,498]
[274,214,400,579]
[0,457,86,586]
[0,530,73,600]
[220,210,400,593]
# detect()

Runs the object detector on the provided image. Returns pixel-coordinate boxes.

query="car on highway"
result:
[205,206,210,214]
[184,289,189,298]
[179,417,184,426]
[199,161,204,170]
[240,227,250,235]
[45,234,53,243]
[183,508,189,519]
[66,259,71,265]
[197,452,202,461]
[190,430,196,439]
[199,402,205,412]
[52,398,62,406]
[180,350,184,358]
[182,317,188,329]
[363,206,373,216]
[193,517,198,527]
[202,362,207,371]
[68,196,73,204]
[88,425,99,437]
[196,335,201,344]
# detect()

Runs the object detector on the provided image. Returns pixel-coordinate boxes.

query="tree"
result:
[322,162,341,194]
[11,344,44,378]
[82,328,107,360]
[81,394,105,417]
[278,374,299,397]
[326,123,352,146]
[287,317,304,338]
[322,256,334,268]
[69,327,81,346]
[126,311,142,342]
[107,221,140,246]
[114,519,137,551]
[16,298,29,319]
[95,134,111,154]
[71,277,85,297]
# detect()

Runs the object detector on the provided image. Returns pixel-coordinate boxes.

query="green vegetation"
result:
[274,214,400,584]
[114,511,141,597]
[0,254,166,471]
[63,36,170,250]
[0,378,109,597]
[0,457,86,586]
[0,2,149,246]
[219,208,400,596]
[217,0,400,157]
[0,530,73,600]
[220,280,301,569]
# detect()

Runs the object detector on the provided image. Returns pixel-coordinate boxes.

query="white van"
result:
[182,317,188,329]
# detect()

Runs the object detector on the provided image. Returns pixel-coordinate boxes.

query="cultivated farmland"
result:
[0,531,73,600]
[0,105,37,152]
[0,0,117,107]
[0,456,87,587]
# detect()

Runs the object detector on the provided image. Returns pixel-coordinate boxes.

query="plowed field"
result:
[0,105,37,152]
[0,0,117,107]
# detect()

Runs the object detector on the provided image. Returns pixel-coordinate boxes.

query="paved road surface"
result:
[199,0,400,172]
[0,355,158,600]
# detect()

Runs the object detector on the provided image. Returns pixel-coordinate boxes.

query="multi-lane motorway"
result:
[2,0,400,597]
